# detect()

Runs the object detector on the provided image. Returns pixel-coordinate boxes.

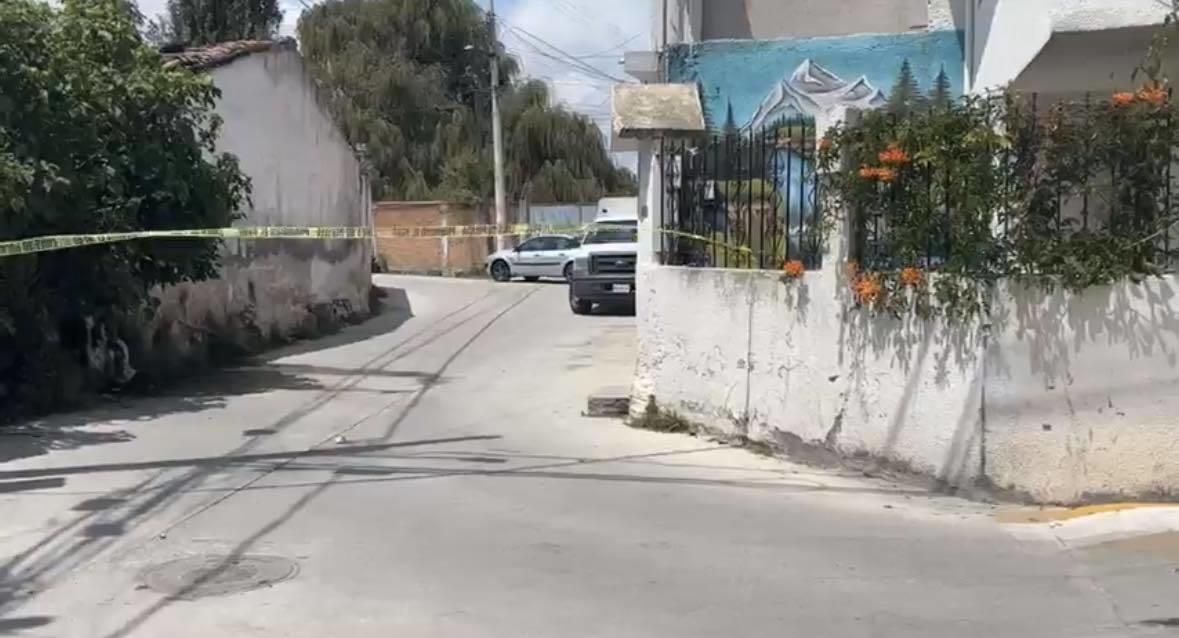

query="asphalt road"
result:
[0,275,1177,637]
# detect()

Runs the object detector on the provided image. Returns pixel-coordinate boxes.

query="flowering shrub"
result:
[818,83,1179,319]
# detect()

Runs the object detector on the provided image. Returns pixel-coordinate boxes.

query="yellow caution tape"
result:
[0,223,777,260]
[659,228,755,255]
[0,224,590,258]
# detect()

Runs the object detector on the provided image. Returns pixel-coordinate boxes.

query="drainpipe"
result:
[965,0,977,93]
[661,0,669,81]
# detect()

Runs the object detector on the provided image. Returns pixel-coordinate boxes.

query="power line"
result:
[549,0,598,26]
[580,33,642,58]
[503,28,619,84]
[505,24,631,84]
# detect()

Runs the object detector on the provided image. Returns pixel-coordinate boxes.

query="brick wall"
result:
[373,201,493,275]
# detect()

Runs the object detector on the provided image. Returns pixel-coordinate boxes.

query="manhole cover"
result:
[139,554,298,600]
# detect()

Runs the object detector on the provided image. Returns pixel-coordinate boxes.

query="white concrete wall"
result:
[1012,26,1179,97]
[986,278,1179,502]
[970,0,1172,94]
[633,262,1179,504]
[971,0,1054,93]
[150,48,371,358]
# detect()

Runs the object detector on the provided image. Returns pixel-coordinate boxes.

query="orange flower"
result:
[1112,91,1136,107]
[854,273,883,306]
[878,143,910,166]
[858,166,898,182]
[782,259,805,279]
[843,260,860,283]
[1138,83,1168,106]
[900,266,924,287]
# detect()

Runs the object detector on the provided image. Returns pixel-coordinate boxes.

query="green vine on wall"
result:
[816,79,1179,320]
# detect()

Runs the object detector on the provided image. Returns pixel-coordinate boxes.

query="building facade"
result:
[150,41,374,366]
[616,1,1179,503]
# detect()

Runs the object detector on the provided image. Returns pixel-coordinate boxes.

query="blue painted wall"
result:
[669,30,965,131]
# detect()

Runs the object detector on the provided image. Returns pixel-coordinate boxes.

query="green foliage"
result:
[0,0,249,414]
[297,0,635,204]
[146,0,282,45]
[820,87,1179,320]
[503,79,637,203]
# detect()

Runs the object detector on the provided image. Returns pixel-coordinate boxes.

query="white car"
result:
[486,234,582,282]
[486,220,638,283]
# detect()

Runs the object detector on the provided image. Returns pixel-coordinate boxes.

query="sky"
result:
[135,0,652,165]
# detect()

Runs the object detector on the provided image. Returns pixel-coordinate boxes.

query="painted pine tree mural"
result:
[928,66,952,109]
[887,59,927,115]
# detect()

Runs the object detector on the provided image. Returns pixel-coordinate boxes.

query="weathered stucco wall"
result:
[632,260,1179,504]
[147,48,371,365]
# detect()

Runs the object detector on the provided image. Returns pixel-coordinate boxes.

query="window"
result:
[520,237,559,251]
[554,237,579,250]
[583,223,638,245]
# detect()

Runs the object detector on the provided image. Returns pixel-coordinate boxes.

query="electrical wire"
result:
[505,24,631,84]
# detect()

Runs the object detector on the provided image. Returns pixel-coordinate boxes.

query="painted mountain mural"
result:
[746,60,887,131]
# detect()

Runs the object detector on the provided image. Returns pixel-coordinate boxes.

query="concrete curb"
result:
[585,387,631,418]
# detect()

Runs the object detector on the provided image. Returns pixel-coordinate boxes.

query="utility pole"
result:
[489,0,509,250]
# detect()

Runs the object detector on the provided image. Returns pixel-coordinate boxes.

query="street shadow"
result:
[0,428,136,465]
[0,436,501,481]
[253,285,413,362]
[13,285,416,431]
[0,616,52,632]
[0,435,502,637]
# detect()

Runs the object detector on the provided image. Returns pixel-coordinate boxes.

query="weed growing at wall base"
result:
[629,397,695,435]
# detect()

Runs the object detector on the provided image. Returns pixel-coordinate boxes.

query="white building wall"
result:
[151,48,371,358]
[634,263,1179,504]
[970,0,1172,94]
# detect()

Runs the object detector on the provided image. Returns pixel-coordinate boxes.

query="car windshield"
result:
[582,223,637,245]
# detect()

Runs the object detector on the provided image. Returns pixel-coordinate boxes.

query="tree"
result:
[928,66,952,109]
[0,0,249,414]
[887,59,927,115]
[297,0,635,204]
[149,0,282,46]
[502,80,637,202]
